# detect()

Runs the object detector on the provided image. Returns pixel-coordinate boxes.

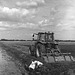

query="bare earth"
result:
[0,47,22,75]
[1,41,75,75]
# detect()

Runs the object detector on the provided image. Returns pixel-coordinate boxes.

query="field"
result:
[1,41,75,56]
[59,42,75,57]
[1,41,75,75]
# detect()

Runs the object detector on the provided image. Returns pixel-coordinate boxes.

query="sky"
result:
[0,0,75,40]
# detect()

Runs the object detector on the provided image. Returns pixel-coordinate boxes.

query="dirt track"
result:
[0,47,22,75]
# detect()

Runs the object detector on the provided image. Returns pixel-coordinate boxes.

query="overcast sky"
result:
[0,0,75,40]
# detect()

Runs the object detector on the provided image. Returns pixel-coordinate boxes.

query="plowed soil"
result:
[1,41,75,75]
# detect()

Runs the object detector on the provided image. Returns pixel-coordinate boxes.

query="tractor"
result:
[27,31,75,75]
[29,31,75,62]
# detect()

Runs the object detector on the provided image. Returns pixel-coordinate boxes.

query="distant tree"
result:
[1,39,8,41]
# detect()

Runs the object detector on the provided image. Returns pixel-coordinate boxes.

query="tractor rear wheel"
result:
[36,47,40,57]
[35,43,45,57]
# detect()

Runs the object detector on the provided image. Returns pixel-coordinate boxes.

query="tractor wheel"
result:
[35,43,45,57]
[36,47,40,57]
[35,44,41,57]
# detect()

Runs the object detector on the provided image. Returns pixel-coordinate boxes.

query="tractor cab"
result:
[32,32,54,42]
[32,32,58,50]
[32,32,60,56]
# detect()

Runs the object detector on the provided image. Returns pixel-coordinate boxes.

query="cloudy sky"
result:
[0,0,75,40]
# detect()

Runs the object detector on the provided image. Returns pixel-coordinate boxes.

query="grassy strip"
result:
[0,43,28,75]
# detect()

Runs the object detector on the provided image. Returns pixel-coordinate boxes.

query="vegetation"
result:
[1,39,75,42]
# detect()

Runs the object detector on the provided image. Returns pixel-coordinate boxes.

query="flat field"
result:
[1,41,75,75]
[1,41,75,56]
[59,42,75,57]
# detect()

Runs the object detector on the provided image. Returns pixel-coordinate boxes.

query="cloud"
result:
[18,22,37,28]
[0,28,6,30]
[0,0,69,31]
[16,0,45,8]
[57,5,75,31]
[38,19,48,24]
[16,1,37,6]
[0,6,37,23]
[38,19,51,27]
[0,6,29,16]
[0,21,39,30]
[0,27,7,31]
[0,21,14,28]
[35,0,45,3]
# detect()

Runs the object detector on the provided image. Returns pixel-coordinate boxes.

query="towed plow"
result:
[43,52,75,63]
